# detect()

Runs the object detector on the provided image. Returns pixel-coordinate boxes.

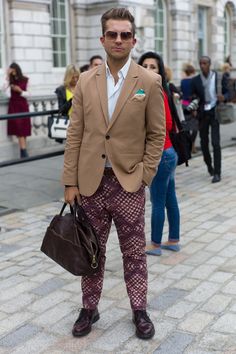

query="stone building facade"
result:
[0,0,235,94]
[0,0,235,158]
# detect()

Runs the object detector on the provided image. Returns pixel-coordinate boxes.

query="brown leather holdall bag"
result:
[41,202,100,276]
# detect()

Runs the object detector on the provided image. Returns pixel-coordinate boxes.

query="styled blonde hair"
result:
[63,64,80,88]
[221,63,231,72]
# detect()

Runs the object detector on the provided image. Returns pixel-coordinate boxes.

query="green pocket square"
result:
[136,89,145,95]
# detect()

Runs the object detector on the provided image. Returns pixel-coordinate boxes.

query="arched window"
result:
[51,0,69,68]
[0,0,4,68]
[154,0,167,60]
[223,5,231,60]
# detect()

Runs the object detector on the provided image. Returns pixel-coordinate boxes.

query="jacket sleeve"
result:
[55,86,67,109]
[143,76,166,186]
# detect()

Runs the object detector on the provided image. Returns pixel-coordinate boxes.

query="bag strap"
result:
[59,203,77,223]
[166,86,183,132]
[59,202,73,215]
[75,201,99,269]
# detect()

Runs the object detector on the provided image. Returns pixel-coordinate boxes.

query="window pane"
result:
[53,52,59,67]
[224,7,231,58]
[198,7,207,58]
[52,20,59,35]
[159,25,164,37]
[61,21,66,35]
[60,38,66,51]
[158,11,164,23]
[158,0,163,10]
[51,0,68,67]
[53,37,59,51]
[60,4,66,19]
[61,53,66,67]
[52,0,58,18]
[155,0,166,59]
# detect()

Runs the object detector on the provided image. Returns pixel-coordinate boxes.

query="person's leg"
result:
[211,110,221,177]
[18,136,29,158]
[111,181,147,310]
[149,152,169,247]
[165,150,180,246]
[81,179,112,309]
[199,114,212,175]
[18,136,27,149]
[111,179,155,339]
[191,129,198,153]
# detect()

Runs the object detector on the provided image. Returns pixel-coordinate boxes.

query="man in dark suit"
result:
[191,56,225,183]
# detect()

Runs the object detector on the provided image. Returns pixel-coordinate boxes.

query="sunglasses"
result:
[104,31,133,41]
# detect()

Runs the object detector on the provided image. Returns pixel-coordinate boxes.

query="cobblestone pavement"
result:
[0,147,236,354]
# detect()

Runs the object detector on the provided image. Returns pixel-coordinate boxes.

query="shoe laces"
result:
[134,310,151,323]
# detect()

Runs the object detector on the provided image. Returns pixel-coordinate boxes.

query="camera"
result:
[184,98,199,112]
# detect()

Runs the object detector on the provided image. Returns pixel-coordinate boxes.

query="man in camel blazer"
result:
[63,60,165,194]
[63,8,165,340]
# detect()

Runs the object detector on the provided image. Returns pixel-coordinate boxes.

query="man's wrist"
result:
[65,185,78,188]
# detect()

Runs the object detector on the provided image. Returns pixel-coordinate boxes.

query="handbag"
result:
[169,129,192,166]
[48,114,69,140]
[174,97,185,122]
[40,202,100,276]
[169,96,192,166]
[216,103,236,124]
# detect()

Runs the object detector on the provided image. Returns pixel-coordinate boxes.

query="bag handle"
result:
[60,202,73,215]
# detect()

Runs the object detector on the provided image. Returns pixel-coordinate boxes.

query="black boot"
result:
[20,149,29,158]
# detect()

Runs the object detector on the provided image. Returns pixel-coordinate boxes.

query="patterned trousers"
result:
[81,169,147,311]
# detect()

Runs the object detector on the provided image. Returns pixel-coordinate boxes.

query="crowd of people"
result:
[2,49,231,165]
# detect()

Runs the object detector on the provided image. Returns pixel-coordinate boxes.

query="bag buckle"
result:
[91,255,98,269]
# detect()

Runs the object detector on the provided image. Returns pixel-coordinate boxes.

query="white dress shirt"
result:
[106,56,131,120]
[105,57,131,167]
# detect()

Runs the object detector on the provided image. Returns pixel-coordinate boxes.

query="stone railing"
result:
[0,94,60,161]
[28,94,58,137]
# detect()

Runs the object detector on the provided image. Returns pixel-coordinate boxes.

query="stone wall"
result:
[0,0,236,157]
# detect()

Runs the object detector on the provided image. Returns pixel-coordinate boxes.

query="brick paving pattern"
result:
[0,147,236,353]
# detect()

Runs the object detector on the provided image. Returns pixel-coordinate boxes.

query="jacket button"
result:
[101,154,106,159]
[106,135,110,140]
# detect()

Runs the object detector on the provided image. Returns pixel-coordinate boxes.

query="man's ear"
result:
[132,38,137,47]
[100,36,105,45]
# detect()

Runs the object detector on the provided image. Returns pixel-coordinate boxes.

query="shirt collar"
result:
[105,56,131,79]
[201,70,214,81]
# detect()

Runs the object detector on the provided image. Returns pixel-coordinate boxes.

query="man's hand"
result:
[7,68,13,77]
[217,94,225,103]
[64,186,81,205]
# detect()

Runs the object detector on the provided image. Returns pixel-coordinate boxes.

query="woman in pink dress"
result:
[6,62,31,158]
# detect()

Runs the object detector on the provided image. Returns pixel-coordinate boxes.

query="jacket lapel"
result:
[96,64,109,126]
[107,60,139,130]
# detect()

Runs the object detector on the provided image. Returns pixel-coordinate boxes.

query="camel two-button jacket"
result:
[63,60,166,196]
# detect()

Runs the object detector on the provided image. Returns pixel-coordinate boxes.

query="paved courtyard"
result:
[0,147,236,353]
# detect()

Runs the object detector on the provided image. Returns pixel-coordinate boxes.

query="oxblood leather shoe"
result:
[72,308,100,337]
[132,310,155,340]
